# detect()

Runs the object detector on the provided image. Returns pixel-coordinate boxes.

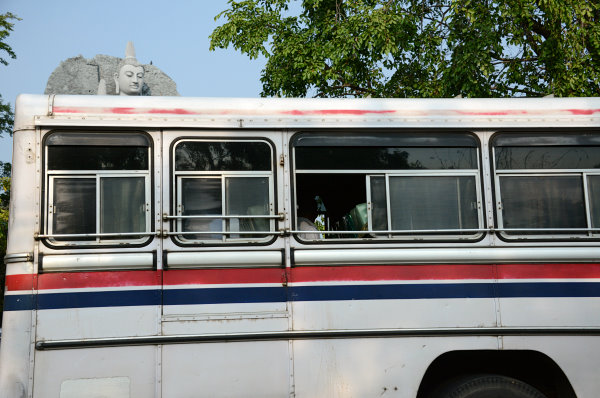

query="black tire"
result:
[430,374,548,398]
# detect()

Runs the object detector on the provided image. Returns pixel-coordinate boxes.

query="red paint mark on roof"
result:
[282,109,396,116]
[565,109,600,115]
[456,110,527,116]
[52,107,86,114]
[108,107,137,114]
[147,108,198,115]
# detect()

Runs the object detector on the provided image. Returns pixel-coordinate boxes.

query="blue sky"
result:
[0,0,268,162]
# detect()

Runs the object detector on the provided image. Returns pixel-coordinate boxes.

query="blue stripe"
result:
[498,282,600,298]
[37,290,161,310]
[4,294,36,311]
[164,287,287,305]
[289,283,496,301]
[4,282,600,311]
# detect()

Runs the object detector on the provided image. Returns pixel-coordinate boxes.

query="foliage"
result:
[0,11,18,321]
[210,0,600,98]
[0,12,18,136]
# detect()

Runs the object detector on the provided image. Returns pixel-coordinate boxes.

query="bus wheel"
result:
[430,374,547,398]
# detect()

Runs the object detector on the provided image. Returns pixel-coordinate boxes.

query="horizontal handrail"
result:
[164,214,283,221]
[36,232,158,239]
[167,230,282,236]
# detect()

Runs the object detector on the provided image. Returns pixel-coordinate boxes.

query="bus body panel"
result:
[4,94,600,397]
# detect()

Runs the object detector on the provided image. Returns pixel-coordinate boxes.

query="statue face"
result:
[116,64,144,95]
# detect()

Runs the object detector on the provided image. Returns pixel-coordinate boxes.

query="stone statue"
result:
[45,42,179,96]
[113,42,145,96]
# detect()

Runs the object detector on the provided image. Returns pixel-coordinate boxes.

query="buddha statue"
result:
[114,41,145,96]
[97,41,145,96]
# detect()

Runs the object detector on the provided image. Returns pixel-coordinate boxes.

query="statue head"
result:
[114,42,144,96]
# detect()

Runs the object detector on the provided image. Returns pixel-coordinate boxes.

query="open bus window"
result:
[44,132,151,245]
[292,132,482,242]
[173,140,274,244]
[493,133,600,239]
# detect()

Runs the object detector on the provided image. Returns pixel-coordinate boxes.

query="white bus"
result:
[1,94,600,398]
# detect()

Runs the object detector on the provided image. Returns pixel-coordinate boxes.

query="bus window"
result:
[292,132,482,241]
[493,133,600,239]
[44,132,152,245]
[173,139,275,244]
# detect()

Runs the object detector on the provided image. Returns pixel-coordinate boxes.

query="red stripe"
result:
[5,274,37,291]
[36,271,161,290]
[289,264,495,283]
[7,263,600,291]
[496,263,600,279]
[164,268,286,285]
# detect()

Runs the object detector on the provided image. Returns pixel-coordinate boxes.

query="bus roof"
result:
[14,93,600,131]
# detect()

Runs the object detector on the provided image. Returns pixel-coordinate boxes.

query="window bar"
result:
[385,175,392,239]
[583,173,593,237]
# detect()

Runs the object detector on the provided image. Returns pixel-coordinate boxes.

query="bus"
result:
[1,93,599,398]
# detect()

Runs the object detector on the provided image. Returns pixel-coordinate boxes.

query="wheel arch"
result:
[416,350,577,398]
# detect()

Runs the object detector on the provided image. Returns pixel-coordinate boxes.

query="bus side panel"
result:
[0,310,34,398]
[32,346,157,398]
[292,337,499,398]
[162,341,291,397]
[0,126,38,398]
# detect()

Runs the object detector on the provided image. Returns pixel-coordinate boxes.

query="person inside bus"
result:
[296,193,322,240]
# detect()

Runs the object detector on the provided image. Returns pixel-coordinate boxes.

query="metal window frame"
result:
[46,173,152,245]
[293,145,484,242]
[493,145,600,240]
[44,142,152,246]
[174,174,275,244]
[171,138,277,245]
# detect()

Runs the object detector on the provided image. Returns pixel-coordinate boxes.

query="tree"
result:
[0,12,19,320]
[1,12,18,135]
[210,0,600,98]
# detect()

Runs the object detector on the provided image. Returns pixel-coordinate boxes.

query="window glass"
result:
[389,176,478,231]
[495,147,600,170]
[48,146,148,170]
[226,177,270,234]
[369,176,388,231]
[52,178,96,239]
[175,141,271,171]
[296,147,477,170]
[589,176,600,230]
[499,176,586,234]
[181,178,223,240]
[101,177,146,234]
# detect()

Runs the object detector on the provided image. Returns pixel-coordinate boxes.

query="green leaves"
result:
[212,0,600,98]
[0,12,19,67]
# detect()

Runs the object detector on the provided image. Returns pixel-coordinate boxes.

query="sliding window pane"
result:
[499,176,585,233]
[53,178,96,237]
[226,177,270,234]
[181,178,223,240]
[389,176,478,231]
[369,176,388,231]
[101,177,146,234]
